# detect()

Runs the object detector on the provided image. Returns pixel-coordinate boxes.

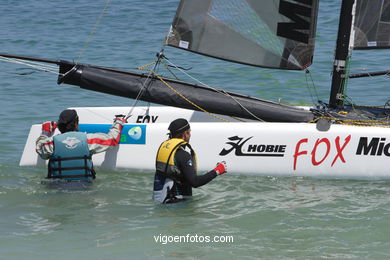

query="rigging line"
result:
[228,116,247,122]
[308,116,390,126]
[164,58,215,91]
[160,62,180,80]
[304,70,317,105]
[0,57,60,75]
[0,57,57,71]
[151,61,248,122]
[124,51,166,120]
[125,60,161,119]
[139,59,230,122]
[220,89,264,122]
[306,69,320,103]
[342,56,358,110]
[344,95,357,111]
[0,57,58,70]
[76,0,111,64]
[150,69,229,122]
[163,57,264,122]
[344,55,352,96]
[82,107,113,123]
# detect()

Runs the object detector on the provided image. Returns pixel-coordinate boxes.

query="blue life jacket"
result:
[48,132,95,181]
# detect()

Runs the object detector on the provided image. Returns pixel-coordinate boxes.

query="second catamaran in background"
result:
[3,0,390,178]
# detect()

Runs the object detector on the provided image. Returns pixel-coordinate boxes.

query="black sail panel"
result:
[166,0,319,70]
[353,0,390,49]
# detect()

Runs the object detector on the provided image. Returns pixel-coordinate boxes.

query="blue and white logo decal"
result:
[79,124,147,145]
[128,126,143,141]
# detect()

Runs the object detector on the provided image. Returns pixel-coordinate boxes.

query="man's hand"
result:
[214,161,227,175]
[42,121,57,136]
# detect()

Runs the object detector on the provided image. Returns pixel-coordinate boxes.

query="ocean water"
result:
[1,0,390,259]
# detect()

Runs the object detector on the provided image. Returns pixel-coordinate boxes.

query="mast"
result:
[329,0,355,108]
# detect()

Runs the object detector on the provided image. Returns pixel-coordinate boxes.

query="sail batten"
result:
[166,0,319,70]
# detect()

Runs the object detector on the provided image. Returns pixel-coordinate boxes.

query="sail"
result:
[165,0,319,70]
[353,0,390,49]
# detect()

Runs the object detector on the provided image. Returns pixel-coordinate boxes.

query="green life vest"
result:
[48,132,95,181]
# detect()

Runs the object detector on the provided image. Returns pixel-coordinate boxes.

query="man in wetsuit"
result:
[35,109,126,181]
[153,118,227,203]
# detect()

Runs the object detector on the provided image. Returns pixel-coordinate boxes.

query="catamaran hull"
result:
[58,63,314,122]
[20,106,390,179]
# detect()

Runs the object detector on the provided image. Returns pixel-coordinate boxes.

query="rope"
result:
[138,61,229,122]
[220,89,263,122]
[152,72,228,122]
[124,61,160,119]
[344,55,351,97]
[161,58,264,121]
[308,116,390,127]
[304,69,320,105]
[82,107,113,123]
[76,0,111,63]
[137,61,156,71]
[0,57,60,75]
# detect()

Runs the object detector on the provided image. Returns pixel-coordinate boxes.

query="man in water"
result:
[153,118,228,203]
[35,109,126,181]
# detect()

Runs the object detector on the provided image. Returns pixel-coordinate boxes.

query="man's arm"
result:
[87,117,126,154]
[176,149,217,188]
[35,135,54,160]
[35,121,56,160]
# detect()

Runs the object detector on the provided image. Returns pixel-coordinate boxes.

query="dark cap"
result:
[168,118,190,136]
[58,109,78,125]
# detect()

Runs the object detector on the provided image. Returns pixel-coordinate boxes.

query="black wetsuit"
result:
[174,148,217,195]
[153,146,217,203]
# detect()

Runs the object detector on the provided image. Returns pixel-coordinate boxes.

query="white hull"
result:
[20,106,390,179]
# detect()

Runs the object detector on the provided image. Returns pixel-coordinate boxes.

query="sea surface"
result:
[1,1,390,259]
